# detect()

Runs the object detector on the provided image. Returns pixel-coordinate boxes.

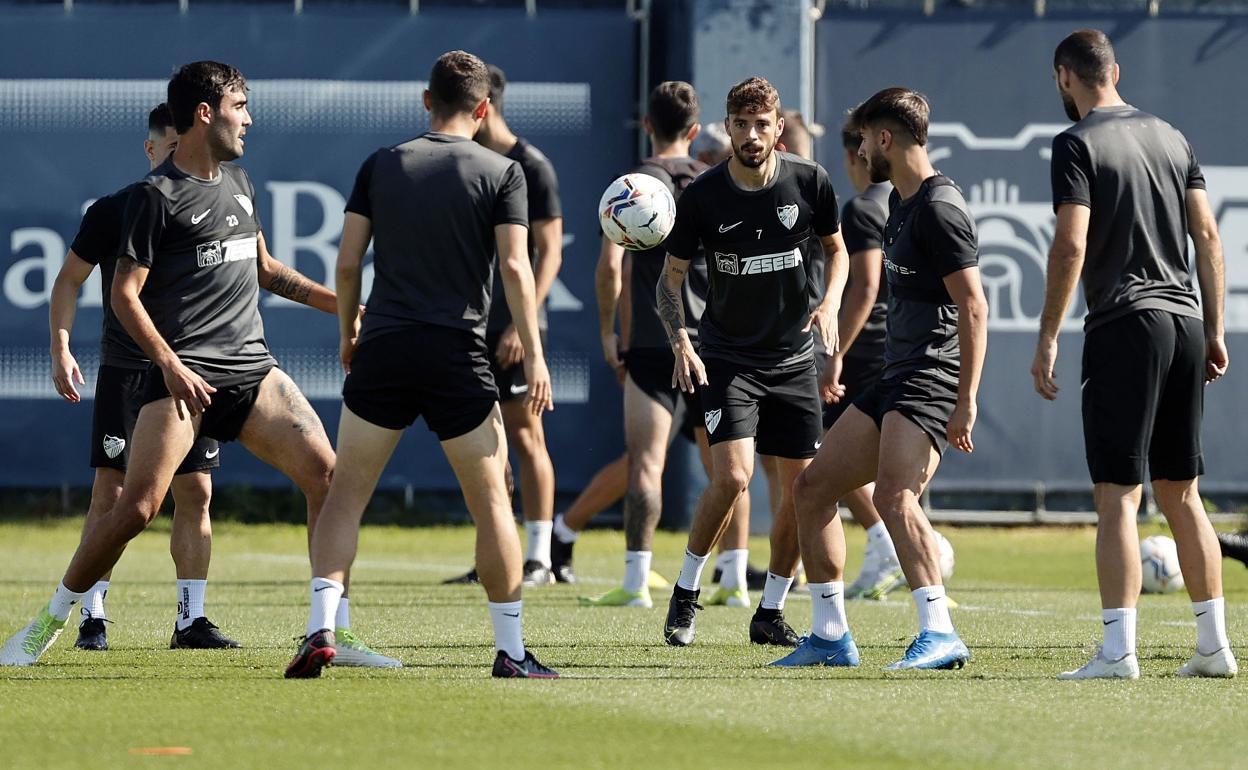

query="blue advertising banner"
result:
[0,5,637,489]
[815,14,1248,491]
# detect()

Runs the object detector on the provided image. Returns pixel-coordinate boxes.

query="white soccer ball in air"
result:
[599,173,677,251]
[934,530,955,582]
[1140,535,1185,594]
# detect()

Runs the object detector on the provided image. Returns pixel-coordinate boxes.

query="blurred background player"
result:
[1034,29,1235,679]
[778,87,985,670]
[659,77,849,648]
[580,81,756,610]
[289,51,557,679]
[691,120,732,166]
[48,103,231,651]
[444,63,564,588]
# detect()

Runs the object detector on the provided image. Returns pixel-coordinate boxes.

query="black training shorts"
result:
[700,356,823,459]
[822,354,885,430]
[625,348,703,441]
[853,369,958,453]
[485,330,548,404]
[142,364,270,444]
[1081,309,1205,485]
[93,364,220,473]
[344,324,498,441]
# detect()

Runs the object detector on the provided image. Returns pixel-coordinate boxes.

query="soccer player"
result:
[775,87,986,669]
[659,77,849,648]
[285,51,557,679]
[1034,30,1236,679]
[443,64,564,588]
[0,60,384,668]
[827,111,904,601]
[48,103,234,651]
[578,81,757,612]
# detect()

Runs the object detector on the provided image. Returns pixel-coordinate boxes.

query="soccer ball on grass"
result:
[1140,535,1185,594]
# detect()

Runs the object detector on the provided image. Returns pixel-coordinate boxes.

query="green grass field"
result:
[1,518,1245,770]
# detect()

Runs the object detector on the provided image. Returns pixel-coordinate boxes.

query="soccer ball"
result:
[934,530,955,582]
[1140,535,1185,594]
[598,173,676,251]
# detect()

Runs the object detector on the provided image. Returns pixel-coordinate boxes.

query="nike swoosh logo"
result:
[820,592,839,599]
[1195,611,1208,617]
[205,448,220,459]
[814,441,823,449]
[313,585,332,592]
[191,209,211,224]
[503,612,520,618]
[509,384,529,395]
[718,221,742,233]
[1103,619,1118,625]
[926,596,941,602]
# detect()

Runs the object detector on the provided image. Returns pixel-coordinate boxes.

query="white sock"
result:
[1193,597,1229,655]
[718,549,748,591]
[175,579,207,631]
[714,551,730,570]
[488,600,525,660]
[810,581,848,640]
[49,582,85,622]
[525,520,553,567]
[676,549,709,592]
[335,597,351,631]
[1101,607,1136,661]
[553,514,579,544]
[760,572,795,610]
[913,585,955,634]
[866,521,898,562]
[306,577,344,637]
[84,581,109,620]
[623,550,652,594]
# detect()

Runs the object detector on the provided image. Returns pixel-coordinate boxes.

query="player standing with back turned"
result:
[1034,29,1236,679]
[286,51,558,680]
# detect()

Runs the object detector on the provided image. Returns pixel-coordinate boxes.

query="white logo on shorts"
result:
[704,409,722,434]
[509,384,529,396]
[205,447,220,459]
[103,435,126,459]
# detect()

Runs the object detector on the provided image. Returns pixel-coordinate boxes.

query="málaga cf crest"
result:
[776,204,798,230]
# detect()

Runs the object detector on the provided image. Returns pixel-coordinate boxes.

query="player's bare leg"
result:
[663,437,752,646]
[166,471,237,649]
[580,378,672,608]
[843,481,905,599]
[0,398,197,666]
[501,399,557,585]
[699,428,754,606]
[70,468,124,649]
[770,407,877,667]
[874,413,968,671]
[1152,478,1235,676]
[551,453,627,584]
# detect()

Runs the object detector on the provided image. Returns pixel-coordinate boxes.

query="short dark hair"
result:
[853,87,930,147]
[1054,28,1115,87]
[167,61,247,135]
[648,81,699,142]
[487,64,507,115]
[428,50,490,117]
[726,76,780,118]
[841,108,861,150]
[148,103,174,136]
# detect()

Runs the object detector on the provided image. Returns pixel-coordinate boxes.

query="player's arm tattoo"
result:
[265,264,314,306]
[656,259,688,346]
